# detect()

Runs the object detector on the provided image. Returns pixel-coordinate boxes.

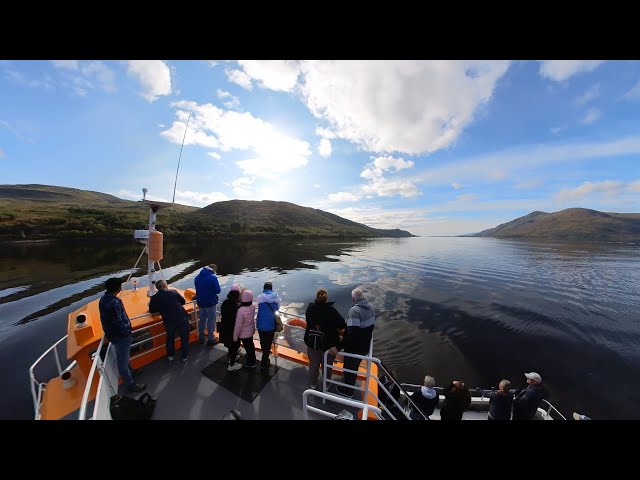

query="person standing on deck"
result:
[328,287,376,398]
[255,281,281,371]
[409,375,439,420]
[148,280,190,363]
[479,379,514,420]
[98,278,146,393]
[194,263,221,346]
[220,285,242,371]
[440,380,471,420]
[512,372,546,420]
[233,289,257,368]
[303,288,346,389]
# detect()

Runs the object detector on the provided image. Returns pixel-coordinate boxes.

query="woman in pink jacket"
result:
[233,289,257,368]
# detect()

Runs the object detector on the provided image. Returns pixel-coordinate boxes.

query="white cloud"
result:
[362,178,421,198]
[206,61,219,68]
[456,193,478,202]
[232,177,255,197]
[582,107,601,125]
[413,135,640,186]
[555,180,640,202]
[538,60,604,82]
[575,83,600,105]
[225,68,253,90]
[230,61,300,92]
[313,184,320,188]
[0,147,5,158]
[451,182,465,190]
[327,192,359,203]
[174,190,229,206]
[318,138,332,157]
[216,88,240,109]
[0,119,34,143]
[315,127,336,139]
[550,126,564,135]
[81,61,116,93]
[208,152,222,160]
[161,101,311,176]
[125,60,172,102]
[298,60,510,154]
[358,155,419,197]
[51,60,79,70]
[622,79,640,102]
[514,179,541,189]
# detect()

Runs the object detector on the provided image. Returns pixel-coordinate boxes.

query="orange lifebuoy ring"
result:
[287,318,307,329]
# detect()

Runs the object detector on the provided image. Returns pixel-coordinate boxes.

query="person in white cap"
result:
[512,371,546,420]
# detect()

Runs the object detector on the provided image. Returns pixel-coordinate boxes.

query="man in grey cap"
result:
[512,371,546,420]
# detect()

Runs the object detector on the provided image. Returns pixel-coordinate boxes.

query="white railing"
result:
[29,335,76,420]
[76,300,201,419]
[540,399,567,420]
[302,388,382,420]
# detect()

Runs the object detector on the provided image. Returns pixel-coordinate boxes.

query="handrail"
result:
[302,388,382,420]
[29,334,69,419]
[78,336,106,420]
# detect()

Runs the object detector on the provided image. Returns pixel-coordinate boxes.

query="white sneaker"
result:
[227,363,243,372]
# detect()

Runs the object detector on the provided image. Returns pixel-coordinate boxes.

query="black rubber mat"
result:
[201,354,280,403]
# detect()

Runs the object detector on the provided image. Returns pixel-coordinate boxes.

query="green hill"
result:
[473,208,640,242]
[0,184,413,240]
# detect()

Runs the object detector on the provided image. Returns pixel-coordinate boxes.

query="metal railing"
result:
[29,335,76,420]
[302,388,382,420]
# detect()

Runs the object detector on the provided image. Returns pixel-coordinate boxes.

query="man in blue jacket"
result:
[255,281,280,371]
[149,280,190,362]
[194,264,221,345]
[98,278,146,393]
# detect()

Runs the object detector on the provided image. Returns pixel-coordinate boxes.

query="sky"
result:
[1,60,640,236]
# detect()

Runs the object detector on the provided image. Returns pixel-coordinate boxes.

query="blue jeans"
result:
[198,306,216,341]
[166,319,190,360]
[111,336,134,386]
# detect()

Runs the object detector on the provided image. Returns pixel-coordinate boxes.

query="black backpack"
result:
[110,392,156,420]
[307,325,325,351]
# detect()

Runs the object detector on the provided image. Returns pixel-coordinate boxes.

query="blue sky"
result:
[1,60,639,235]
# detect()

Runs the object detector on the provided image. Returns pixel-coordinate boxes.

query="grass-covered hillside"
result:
[0,184,414,240]
[472,208,640,242]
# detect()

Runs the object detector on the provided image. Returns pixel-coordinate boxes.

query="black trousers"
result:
[259,330,275,365]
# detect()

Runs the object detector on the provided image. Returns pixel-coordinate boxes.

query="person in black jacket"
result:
[480,379,514,420]
[409,375,439,420]
[220,285,242,371]
[149,280,190,362]
[328,287,376,398]
[304,288,346,389]
[440,380,471,420]
[512,372,546,420]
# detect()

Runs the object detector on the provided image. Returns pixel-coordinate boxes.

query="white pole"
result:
[147,206,157,296]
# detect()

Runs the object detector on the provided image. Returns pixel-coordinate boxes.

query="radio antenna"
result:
[172,107,193,204]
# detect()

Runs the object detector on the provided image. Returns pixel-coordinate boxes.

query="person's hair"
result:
[227,290,240,302]
[155,280,168,290]
[208,263,217,272]
[352,288,364,301]
[423,375,435,388]
[105,277,123,293]
[263,282,273,291]
[315,288,328,303]
[499,379,511,391]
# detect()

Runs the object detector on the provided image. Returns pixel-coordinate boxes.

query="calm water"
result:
[1,236,639,420]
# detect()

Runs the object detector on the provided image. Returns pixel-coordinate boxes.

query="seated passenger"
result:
[409,375,439,420]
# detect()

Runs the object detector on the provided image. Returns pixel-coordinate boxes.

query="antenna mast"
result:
[172,107,193,204]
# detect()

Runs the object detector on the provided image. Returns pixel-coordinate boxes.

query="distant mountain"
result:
[472,208,640,242]
[0,184,413,240]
